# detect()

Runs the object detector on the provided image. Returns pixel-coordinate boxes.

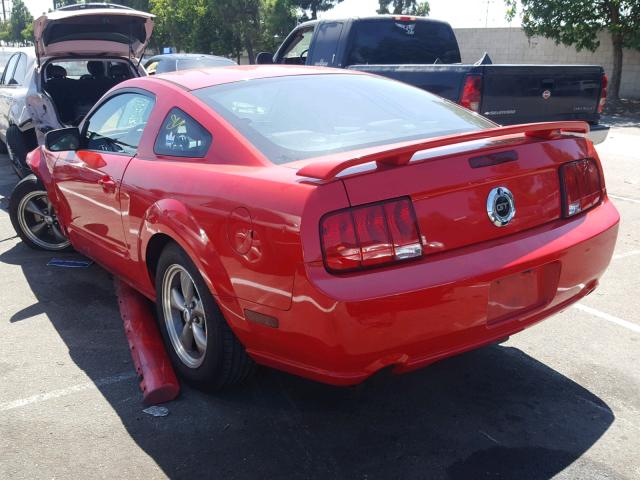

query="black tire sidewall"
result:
[9,175,72,252]
[155,243,228,389]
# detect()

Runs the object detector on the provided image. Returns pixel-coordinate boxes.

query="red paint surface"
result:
[33,67,620,386]
[114,279,180,404]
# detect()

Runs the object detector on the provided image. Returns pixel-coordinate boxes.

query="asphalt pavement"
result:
[0,125,638,480]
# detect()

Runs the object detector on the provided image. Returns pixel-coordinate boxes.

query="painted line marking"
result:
[573,304,640,334]
[0,371,136,413]
[613,250,640,260]
[609,194,640,204]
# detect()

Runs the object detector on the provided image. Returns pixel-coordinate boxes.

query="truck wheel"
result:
[9,175,72,251]
[155,243,254,390]
[6,126,36,178]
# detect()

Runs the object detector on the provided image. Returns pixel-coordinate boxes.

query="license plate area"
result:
[487,262,560,325]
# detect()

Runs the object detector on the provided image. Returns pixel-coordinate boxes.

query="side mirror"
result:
[45,127,80,152]
[255,52,274,65]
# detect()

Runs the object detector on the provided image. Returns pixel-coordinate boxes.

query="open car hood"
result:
[34,7,154,61]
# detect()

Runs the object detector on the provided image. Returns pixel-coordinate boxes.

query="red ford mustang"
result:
[9,66,619,389]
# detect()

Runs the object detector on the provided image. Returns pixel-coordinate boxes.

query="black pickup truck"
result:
[257,15,609,143]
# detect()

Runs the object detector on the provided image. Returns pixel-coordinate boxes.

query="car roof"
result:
[149,53,231,60]
[150,65,357,91]
[296,15,452,29]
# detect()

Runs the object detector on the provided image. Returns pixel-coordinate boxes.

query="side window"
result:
[154,108,212,158]
[84,93,154,155]
[310,22,343,67]
[9,54,27,85]
[280,28,314,65]
[1,54,19,85]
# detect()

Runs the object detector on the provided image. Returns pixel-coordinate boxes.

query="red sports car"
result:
[10,66,619,389]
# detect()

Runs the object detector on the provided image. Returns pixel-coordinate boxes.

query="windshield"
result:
[193,73,493,164]
[347,19,461,65]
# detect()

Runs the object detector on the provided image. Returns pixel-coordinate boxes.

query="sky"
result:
[22,0,521,28]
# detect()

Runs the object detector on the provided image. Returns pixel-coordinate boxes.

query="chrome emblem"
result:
[542,89,551,100]
[487,187,516,227]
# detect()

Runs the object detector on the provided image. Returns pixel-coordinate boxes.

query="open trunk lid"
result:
[34,5,154,61]
[297,122,590,257]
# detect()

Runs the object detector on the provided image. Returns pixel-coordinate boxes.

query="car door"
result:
[0,53,20,136]
[53,91,155,270]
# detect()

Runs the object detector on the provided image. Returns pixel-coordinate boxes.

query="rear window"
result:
[192,73,492,164]
[346,19,461,65]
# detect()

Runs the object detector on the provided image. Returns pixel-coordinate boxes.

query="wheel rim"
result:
[162,264,208,368]
[17,191,71,250]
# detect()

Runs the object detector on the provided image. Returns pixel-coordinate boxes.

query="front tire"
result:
[9,175,72,251]
[155,243,254,390]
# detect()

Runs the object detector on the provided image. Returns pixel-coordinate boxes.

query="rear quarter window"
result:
[154,107,212,158]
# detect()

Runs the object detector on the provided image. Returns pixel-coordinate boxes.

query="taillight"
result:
[598,74,608,113]
[560,159,603,217]
[460,74,482,112]
[320,197,423,273]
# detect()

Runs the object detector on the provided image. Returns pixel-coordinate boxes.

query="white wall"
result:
[454,27,640,99]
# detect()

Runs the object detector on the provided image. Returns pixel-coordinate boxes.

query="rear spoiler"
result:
[296,121,589,181]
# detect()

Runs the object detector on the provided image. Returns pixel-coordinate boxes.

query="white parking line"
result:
[0,371,136,413]
[609,194,640,204]
[613,250,640,260]
[573,304,640,333]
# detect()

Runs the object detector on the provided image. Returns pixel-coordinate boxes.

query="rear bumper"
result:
[239,199,619,385]
[588,124,609,145]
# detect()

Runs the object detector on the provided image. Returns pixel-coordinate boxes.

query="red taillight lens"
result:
[598,74,608,113]
[320,197,423,273]
[560,159,603,217]
[460,74,482,112]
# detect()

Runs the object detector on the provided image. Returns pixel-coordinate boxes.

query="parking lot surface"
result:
[0,125,639,480]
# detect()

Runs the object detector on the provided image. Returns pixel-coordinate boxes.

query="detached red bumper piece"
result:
[114,279,179,405]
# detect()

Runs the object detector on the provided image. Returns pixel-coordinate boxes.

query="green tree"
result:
[9,0,33,44]
[261,0,297,51]
[293,0,343,20]
[505,0,640,102]
[377,0,430,15]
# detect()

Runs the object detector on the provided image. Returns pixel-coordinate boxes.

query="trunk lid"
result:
[34,5,154,61]
[336,136,585,256]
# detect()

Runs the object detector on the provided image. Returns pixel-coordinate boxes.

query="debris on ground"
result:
[142,406,170,417]
[47,258,94,268]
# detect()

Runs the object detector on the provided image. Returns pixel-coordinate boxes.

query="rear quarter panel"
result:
[119,80,350,319]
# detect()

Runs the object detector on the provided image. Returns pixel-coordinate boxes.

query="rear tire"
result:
[9,175,72,251]
[7,126,36,178]
[155,243,254,390]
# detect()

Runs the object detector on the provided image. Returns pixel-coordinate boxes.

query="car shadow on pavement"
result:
[0,238,614,480]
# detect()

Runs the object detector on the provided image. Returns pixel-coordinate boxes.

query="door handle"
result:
[98,176,116,193]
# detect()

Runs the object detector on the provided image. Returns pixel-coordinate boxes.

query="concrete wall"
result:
[453,27,640,99]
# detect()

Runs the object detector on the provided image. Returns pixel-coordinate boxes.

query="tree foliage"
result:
[2,0,34,44]
[505,0,640,100]
[377,0,430,15]
[294,0,343,20]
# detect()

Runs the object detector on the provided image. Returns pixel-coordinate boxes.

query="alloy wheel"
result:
[162,264,208,368]
[17,191,71,250]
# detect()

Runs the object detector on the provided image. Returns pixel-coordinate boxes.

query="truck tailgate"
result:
[480,65,603,125]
